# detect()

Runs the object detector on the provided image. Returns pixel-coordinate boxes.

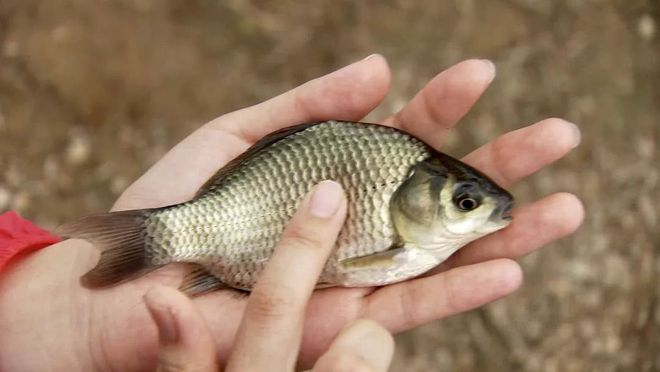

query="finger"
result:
[144,286,218,372]
[226,181,347,372]
[114,55,390,210]
[381,59,495,149]
[443,193,585,269]
[218,54,390,143]
[312,319,394,372]
[463,118,581,187]
[362,259,522,332]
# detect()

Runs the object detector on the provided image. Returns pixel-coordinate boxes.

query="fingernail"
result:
[144,288,179,344]
[568,121,581,148]
[334,319,394,371]
[362,53,380,61]
[309,180,344,218]
[329,54,382,78]
[479,59,496,82]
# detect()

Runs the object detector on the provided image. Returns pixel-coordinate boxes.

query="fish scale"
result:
[147,121,430,288]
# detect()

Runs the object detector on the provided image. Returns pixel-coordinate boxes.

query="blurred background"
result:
[0,0,658,370]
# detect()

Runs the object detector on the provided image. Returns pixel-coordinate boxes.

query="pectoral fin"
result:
[339,247,405,269]
[179,265,229,297]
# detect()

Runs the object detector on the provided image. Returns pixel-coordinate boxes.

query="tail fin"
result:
[57,209,164,288]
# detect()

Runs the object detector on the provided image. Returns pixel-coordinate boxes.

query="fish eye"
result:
[454,194,481,211]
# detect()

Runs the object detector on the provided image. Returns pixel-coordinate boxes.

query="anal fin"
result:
[340,247,405,269]
[314,282,337,289]
[179,265,228,297]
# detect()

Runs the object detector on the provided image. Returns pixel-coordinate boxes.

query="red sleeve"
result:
[0,211,61,274]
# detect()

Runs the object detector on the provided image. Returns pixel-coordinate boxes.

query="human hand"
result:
[144,181,394,372]
[0,55,584,371]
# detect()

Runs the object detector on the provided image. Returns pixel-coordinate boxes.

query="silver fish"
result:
[60,120,513,295]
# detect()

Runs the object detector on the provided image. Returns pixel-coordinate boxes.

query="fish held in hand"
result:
[59,121,513,296]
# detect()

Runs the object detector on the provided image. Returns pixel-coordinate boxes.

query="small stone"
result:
[65,134,91,165]
[637,14,656,41]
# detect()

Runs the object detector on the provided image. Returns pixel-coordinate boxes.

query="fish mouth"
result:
[490,200,514,222]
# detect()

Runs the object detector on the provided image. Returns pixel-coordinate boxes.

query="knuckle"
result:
[157,357,191,372]
[421,85,447,127]
[441,270,463,314]
[398,284,424,329]
[282,225,324,250]
[248,283,300,320]
[489,137,513,186]
[292,88,315,119]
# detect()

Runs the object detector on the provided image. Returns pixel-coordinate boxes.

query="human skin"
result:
[0,56,584,371]
[145,181,396,372]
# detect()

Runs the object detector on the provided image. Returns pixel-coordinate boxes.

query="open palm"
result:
[0,56,583,371]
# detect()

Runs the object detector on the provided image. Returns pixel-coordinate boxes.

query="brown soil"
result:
[0,1,658,371]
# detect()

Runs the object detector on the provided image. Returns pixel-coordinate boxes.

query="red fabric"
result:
[0,211,61,274]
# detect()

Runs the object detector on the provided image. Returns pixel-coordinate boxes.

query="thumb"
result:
[144,286,218,372]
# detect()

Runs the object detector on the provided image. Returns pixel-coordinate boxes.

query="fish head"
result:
[390,154,513,254]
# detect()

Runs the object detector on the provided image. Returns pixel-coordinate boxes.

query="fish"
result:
[59,120,513,296]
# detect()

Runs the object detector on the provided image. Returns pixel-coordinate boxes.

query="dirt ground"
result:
[0,0,658,371]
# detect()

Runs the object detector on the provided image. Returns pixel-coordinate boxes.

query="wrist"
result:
[0,241,94,371]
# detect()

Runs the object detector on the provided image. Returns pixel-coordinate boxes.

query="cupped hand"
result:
[145,181,394,372]
[0,55,584,371]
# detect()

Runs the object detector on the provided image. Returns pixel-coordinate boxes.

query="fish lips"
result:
[489,199,514,222]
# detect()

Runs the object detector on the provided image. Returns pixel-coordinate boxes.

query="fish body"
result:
[61,121,513,295]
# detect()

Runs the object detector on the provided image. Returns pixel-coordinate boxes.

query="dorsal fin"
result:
[193,122,320,198]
